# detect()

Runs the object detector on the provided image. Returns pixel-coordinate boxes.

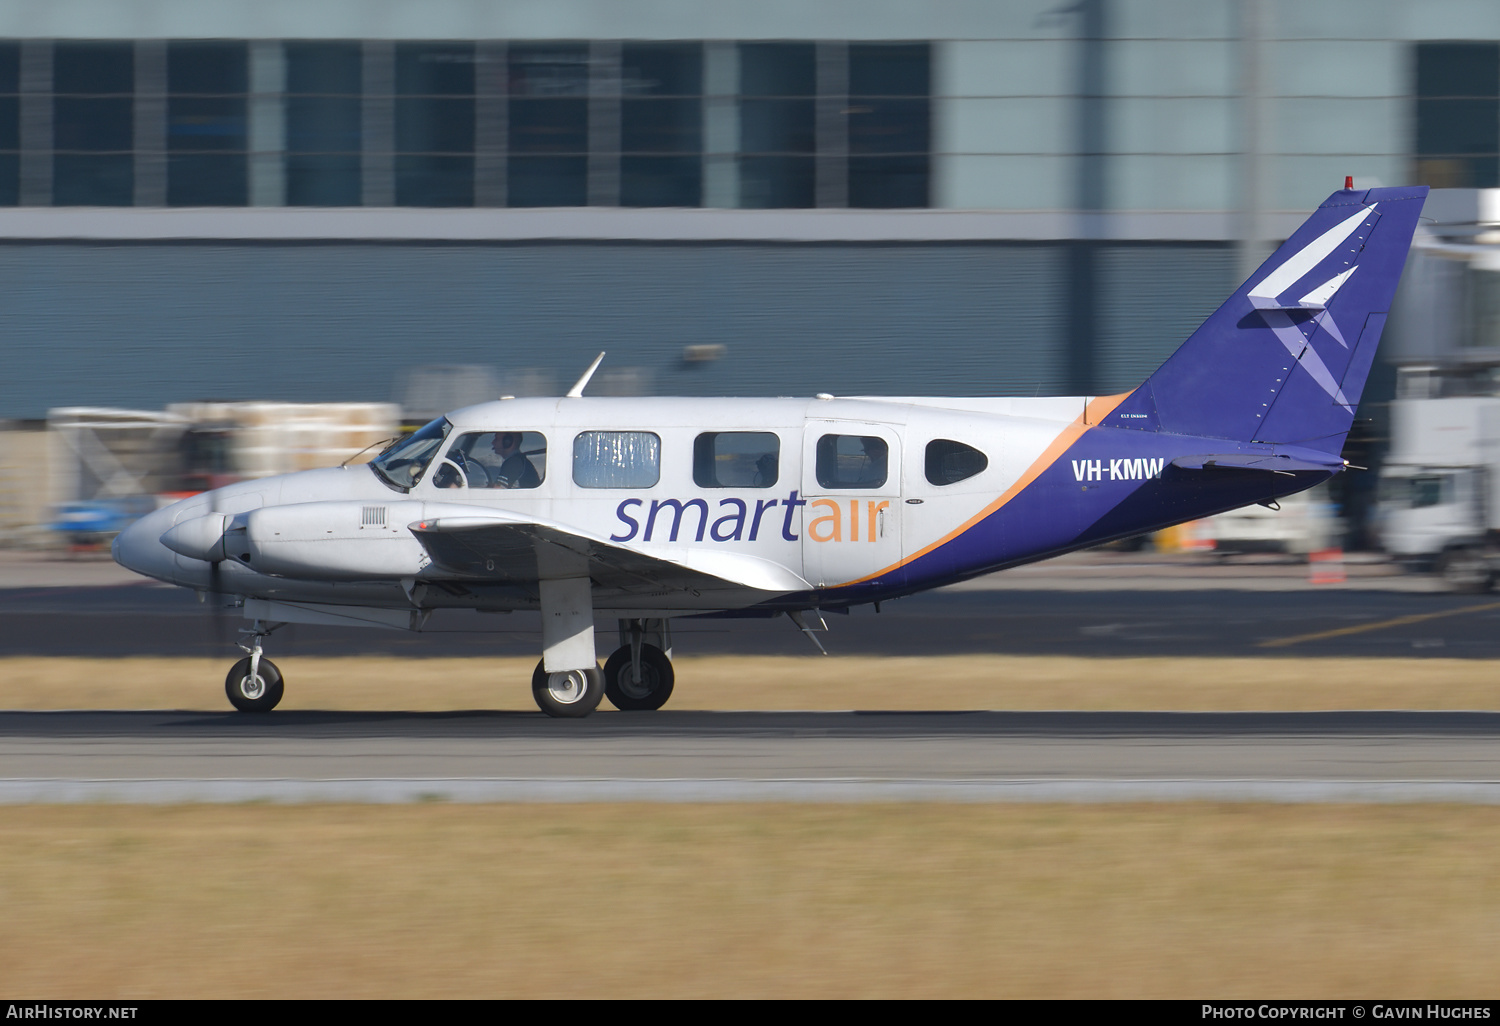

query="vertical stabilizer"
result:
[1103,185,1428,455]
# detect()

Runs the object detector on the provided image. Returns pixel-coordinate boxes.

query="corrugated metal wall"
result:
[0,240,1233,417]
[0,242,1066,416]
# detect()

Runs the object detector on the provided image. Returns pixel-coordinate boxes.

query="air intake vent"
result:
[361,506,387,527]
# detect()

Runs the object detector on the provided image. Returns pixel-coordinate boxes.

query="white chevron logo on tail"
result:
[1297,266,1358,310]
[1247,205,1374,310]
[1245,203,1378,408]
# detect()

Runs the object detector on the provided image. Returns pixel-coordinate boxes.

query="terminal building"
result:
[0,0,1498,418]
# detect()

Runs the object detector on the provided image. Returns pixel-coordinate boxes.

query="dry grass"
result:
[1,802,1498,998]
[0,654,1498,711]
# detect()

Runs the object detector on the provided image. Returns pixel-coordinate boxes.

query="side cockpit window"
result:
[573,431,661,488]
[694,432,779,488]
[432,431,547,490]
[925,439,988,486]
[816,434,888,489]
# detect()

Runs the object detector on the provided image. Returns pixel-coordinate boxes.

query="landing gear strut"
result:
[530,574,603,717]
[225,620,285,713]
[603,618,675,711]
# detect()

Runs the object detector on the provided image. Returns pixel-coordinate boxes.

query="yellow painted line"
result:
[1257,600,1500,649]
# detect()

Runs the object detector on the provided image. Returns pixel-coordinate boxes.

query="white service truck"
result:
[1193,483,1338,558]
[1374,395,1500,591]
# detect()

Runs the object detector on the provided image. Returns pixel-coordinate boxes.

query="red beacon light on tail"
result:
[1345,175,1354,189]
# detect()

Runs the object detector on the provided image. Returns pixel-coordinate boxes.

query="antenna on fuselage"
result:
[566,352,606,398]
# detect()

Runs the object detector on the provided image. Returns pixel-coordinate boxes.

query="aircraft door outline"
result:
[800,421,903,589]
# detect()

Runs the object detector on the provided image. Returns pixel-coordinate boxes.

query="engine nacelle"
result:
[237,501,428,580]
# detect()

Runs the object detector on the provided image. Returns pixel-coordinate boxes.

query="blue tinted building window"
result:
[620,43,701,206]
[1416,42,1499,189]
[167,41,248,205]
[0,42,16,205]
[285,42,362,206]
[508,43,588,207]
[52,41,133,206]
[395,42,474,206]
[739,43,815,208]
[847,43,930,208]
[0,36,939,211]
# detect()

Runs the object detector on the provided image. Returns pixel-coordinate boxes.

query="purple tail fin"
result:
[1102,185,1428,456]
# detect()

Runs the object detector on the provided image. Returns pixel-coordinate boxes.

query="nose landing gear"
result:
[225,621,285,713]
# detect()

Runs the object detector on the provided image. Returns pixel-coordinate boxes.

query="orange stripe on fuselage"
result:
[833,392,1132,588]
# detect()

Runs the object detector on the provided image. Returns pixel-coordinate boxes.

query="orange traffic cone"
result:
[1309,547,1346,584]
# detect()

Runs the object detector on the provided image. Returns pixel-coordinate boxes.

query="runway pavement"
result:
[3,709,1499,803]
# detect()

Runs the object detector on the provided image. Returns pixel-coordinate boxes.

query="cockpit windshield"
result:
[369,418,451,490]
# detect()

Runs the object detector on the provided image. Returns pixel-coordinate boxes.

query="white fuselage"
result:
[114,394,1098,616]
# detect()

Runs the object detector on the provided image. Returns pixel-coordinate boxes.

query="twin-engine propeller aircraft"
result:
[114,184,1428,716]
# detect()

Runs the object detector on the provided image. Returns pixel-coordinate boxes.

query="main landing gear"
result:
[601,618,675,711]
[529,618,676,717]
[225,620,285,713]
[531,662,605,717]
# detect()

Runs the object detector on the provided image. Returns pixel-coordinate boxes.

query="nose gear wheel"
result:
[225,656,284,713]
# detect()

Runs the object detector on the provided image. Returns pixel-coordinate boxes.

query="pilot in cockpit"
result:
[435,430,544,489]
[486,431,542,489]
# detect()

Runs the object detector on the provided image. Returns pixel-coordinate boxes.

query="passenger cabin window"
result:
[815,434,887,489]
[693,432,779,488]
[925,439,988,486]
[369,417,451,490]
[432,431,547,490]
[573,431,661,488]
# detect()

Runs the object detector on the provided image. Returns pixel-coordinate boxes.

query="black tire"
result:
[225,656,284,713]
[1439,548,1493,594]
[531,660,604,718]
[602,643,675,711]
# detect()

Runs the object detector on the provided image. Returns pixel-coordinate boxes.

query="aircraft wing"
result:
[409,512,810,596]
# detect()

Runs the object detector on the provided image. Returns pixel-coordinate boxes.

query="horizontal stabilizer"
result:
[1172,452,1345,473]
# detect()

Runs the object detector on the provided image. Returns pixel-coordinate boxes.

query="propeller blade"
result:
[207,491,226,657]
